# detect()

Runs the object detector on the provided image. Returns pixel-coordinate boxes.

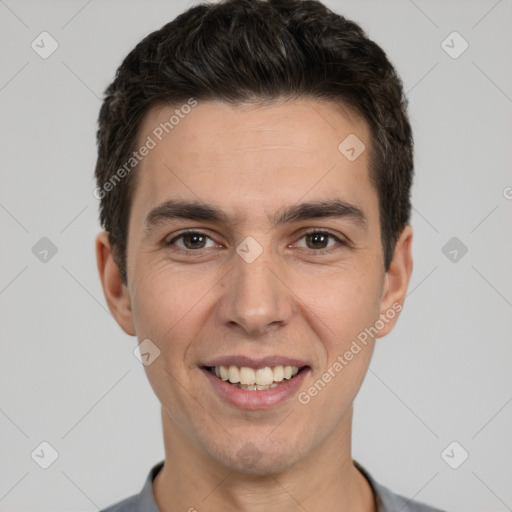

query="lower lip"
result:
[201,367,310,410]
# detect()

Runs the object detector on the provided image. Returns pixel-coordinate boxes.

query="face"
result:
[97,98,412,474]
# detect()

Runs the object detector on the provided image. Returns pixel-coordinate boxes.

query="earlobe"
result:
[95,231,136,336]
[377,225,413,338]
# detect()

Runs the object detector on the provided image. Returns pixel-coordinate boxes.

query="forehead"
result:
[130,98,377,228]
[139,98,369,159]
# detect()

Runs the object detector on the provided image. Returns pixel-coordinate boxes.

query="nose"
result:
[217,241,293,336]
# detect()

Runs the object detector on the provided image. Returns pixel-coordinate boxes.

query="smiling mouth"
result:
[204,364,308,390]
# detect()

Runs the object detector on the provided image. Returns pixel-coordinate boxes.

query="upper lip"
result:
[202,355,309,369]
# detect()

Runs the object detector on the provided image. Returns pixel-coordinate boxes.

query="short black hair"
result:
[95,0,413,283]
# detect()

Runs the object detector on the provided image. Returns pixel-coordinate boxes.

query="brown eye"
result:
[305,232,330,249]
[181,232,207,249]
[166,231,215,251]
[295,230,344,252]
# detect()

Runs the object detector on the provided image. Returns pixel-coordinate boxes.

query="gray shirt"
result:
[100,460,445,512]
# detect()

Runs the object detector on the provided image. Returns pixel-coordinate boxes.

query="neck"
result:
[153,406,376,512]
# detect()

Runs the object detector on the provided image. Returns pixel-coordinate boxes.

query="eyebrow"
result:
[144,198,367,232]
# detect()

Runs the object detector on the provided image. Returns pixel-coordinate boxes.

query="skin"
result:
[96,98,413,512]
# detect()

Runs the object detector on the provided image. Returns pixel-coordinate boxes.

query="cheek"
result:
[129,269,204,412]
[129,263,205,343]
[297,276,379,422]
[301,265,382,343]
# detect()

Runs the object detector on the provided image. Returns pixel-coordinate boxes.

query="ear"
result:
[376,225,413,338]
[95,231,136,336]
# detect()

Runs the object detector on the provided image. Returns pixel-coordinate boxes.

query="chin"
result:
[209,437,307,476]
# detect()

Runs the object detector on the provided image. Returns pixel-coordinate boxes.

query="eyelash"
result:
[164,229,348,257]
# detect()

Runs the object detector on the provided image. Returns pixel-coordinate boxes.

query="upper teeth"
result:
[212,365,299,385]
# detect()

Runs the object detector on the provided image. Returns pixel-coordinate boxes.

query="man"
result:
[94,0,444,510]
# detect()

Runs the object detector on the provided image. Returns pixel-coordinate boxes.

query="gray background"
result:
[1,0,511,510]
